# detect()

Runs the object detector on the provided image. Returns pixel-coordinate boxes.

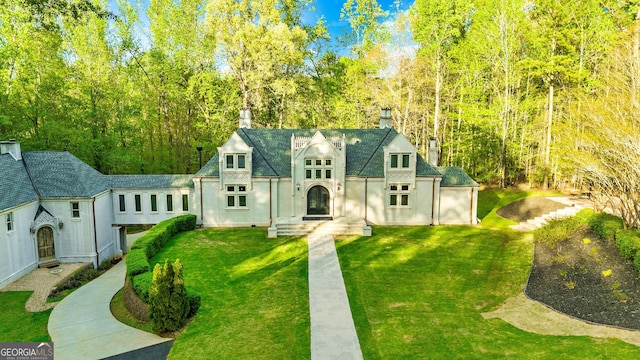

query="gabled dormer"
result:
[383,133,417,189]
[291,130,346,194]
[217,132,253,189]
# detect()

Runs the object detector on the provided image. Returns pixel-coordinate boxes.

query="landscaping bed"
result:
[496,197,568,222]
[526,225,640,330]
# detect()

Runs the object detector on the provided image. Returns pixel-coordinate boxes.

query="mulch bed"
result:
[502,197,640,330]
[496,197,568,223]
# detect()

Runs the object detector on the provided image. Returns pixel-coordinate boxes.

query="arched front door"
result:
[37,227,55,261]
[307,186,330,215]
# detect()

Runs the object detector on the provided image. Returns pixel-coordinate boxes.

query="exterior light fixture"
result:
[197,146,203,169]
[337,182,342,191]
[296,182,300,191]
[58,221,64,229]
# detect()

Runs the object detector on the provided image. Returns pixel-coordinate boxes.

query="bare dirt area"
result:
[496,197,568,222]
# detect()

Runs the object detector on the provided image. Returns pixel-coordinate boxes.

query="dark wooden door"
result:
[307,186,330,215]
[37,227,55,260]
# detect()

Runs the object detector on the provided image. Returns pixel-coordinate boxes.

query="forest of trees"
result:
[2,0,640,224]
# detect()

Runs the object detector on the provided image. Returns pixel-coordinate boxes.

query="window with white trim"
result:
[389,184,410,207]
[151,194,158,212]
[226,154,246,169]
[390,153,411,169]
[226,185,248,208]
[71,202,80,218]
[182,194,189,211]
[166,194,173,212]
[134,195,142,212]
[118,194,126,212]
[6,212,14,232]
[305,158,333,179]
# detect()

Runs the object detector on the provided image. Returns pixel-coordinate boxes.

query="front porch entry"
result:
[307,185,330,216]
[37,226,58,267]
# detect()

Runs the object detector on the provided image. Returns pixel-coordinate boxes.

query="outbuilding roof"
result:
[437,167,479,187]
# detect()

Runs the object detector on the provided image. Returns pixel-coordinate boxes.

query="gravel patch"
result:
[1,263,88,312]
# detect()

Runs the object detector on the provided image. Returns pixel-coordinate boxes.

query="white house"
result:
[0,110,478,288]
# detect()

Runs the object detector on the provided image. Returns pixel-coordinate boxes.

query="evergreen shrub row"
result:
[123,215,198,321]
[585,210,640,275]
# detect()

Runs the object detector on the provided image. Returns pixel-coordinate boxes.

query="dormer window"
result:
[390,153,411,169]
[226,154,246,169]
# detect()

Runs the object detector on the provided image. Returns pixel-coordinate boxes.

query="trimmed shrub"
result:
[615,229,640,260]
[589,212,623,241]
[187,292,201,318]
[131,271,153,302]
[126,249,149,277]
[149,259,191,333]
[534,216,581,249]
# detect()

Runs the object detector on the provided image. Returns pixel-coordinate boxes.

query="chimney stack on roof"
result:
[1,139,21,160]
[239,108,251,129]
[379,108,392,129]
[428,137,438,167]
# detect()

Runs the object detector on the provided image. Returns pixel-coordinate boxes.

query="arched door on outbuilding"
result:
[37,226,55,261]
[307,185,330,215]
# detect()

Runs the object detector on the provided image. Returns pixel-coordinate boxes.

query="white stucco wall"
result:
[39,199,95,265]
[111,189,194,226]
[94,192,117,266]
[439,187,478,225]
[199,178,271,227]
[0,201,39,289]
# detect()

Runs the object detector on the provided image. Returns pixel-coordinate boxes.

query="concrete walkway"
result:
[48,232,173,360]
[308,234,363,360]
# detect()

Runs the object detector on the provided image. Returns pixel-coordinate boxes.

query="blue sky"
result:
[110,0,414,51]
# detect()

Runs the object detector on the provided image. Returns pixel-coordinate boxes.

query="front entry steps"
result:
[269,217,371,238]
[39,259,60,268]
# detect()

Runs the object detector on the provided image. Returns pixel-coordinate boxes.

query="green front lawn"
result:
[0,292,51,342]
[149,228,310,359]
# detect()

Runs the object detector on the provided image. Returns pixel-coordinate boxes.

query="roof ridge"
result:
[239,128,280,176]
[358,128,394,176]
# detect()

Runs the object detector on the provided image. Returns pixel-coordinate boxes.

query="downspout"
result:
[199,178,204,227]
[269,178,273,223]
[364,177,368,223]
[431,178,436,225]
[469,188,474,225]
[92,198,99,268]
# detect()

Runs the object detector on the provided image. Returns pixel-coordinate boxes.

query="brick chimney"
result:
[1,139,21,160]
[379,108,392,129]
[239,108,251,129]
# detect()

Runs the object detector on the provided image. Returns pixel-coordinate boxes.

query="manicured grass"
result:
[336,226,640,358]
[0,292,51,342]
[478,189,560,229]
[148,228,310,359]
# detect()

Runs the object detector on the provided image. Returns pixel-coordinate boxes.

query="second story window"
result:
[6,212,13,232]
[71,202,80,218]
[305,158,333,179]
[390,154,411,169]
[135,195,142,212]
[182,194,189,211]
[226,154,246,169]
[119,195,126,212]
[151,194,158,212]
[167,194,173,212]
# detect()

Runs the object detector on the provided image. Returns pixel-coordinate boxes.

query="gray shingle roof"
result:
[109,175,195,189]
[0,154,39,210]
[196,128,442,177]
[22,152,111,198]
[437,167,479,187]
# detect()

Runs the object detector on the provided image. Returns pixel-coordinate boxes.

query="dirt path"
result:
[483,292,640,346]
